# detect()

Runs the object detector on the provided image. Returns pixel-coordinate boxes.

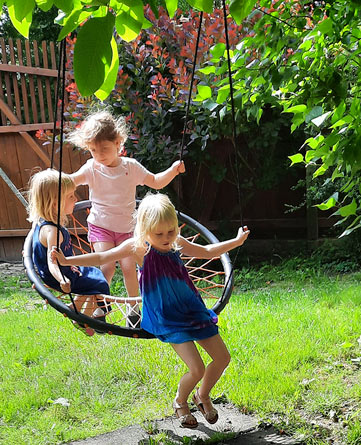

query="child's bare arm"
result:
[51,238,136,267]
[179,226,250,259]
[143,160,185,189]
[42,226,71,292]
[70,168,87,187]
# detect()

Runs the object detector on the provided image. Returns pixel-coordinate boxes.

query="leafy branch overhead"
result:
[3,0,257,98]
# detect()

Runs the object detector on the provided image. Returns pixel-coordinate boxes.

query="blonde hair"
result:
[133,193,179,250]
[27,169,75,225]
[67,110,128,149]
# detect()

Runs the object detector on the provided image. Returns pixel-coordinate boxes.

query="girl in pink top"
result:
[68,110,185,326]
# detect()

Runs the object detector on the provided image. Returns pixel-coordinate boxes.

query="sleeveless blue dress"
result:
[139,246,218,343]
[32,220,110,296]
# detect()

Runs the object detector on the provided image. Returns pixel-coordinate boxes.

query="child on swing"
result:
[51,193,250,428]
[27,169,110,336]
[67,110,185,327]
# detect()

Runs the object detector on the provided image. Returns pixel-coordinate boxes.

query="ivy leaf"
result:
[210,43,226,59]
[199,66,216,74]
[338,199,357,217]
[7,0,33,38]
[289,153,304,165]
[216,85,230,103]
[165,0,177,17]
[196,85,212,100]
[229,0,256,24]
[316,17,332,35]
[8,0,34,21]
[187,0,213,13]
[284,104,307,114]
[315,193,338,210]
[305,106,323,124]
[95,36,119,101]
[116,11,143,42]
[54,0,78,14]
[74,13,115,97]
[57,10,92,41]
[35,0,53,11]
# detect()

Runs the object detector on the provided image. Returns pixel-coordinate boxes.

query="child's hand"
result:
[236,226,250,245]
[60,277,71,293]
[50,246,67,266]
[172,160,185,175]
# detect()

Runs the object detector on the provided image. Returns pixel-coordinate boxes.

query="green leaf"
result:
[316,17,332,35]
[54,0,78,13]
[74,13,115,97]
[202,99,219,112]
[95,36,119,101]
[35,0,53,11]
[165,0,177,17]
[330,114,353,128]
[210,43,226,59]
[284,104,307,114]
[339,199,357,217]
[147,0,159,19]
[7,1,32,38]
[186,0,213,13]
[199,66,216,75]
[8,0,34,21]
[316,193,338,210]
[305,106,323,124]
[331,101,346,124]
[197,85,212,100]
[311,111,331,127]
[229,0,256,24]
[216,85,230,103]
[313,164,327,177]
[289,153,304,165]
[57,10,92,41]
[115,0,143,42]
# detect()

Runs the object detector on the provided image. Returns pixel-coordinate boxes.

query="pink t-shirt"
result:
[74,157,150,233]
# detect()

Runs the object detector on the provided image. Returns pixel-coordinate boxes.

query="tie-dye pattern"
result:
[139,246,218,341]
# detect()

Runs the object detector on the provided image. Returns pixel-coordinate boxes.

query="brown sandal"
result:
[192,388,218,424]
[173,399,198,429]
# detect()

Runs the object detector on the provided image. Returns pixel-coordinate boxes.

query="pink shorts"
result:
[88,222,132,245]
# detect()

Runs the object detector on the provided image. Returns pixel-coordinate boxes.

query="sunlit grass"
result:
[1,266,361,444]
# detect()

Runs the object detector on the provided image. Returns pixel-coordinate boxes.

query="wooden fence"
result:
[0,38,89,260]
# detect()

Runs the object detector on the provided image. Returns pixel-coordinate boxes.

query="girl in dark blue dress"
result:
[28,169,110,336]
[52,193,250,427]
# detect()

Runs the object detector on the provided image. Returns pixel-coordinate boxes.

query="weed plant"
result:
[1,257,361,444]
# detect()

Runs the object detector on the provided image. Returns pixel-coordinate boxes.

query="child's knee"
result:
[191,364,206,381]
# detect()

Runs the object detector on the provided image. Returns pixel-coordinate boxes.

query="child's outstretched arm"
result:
[179,226,250,259]
[51,238,136,268]
[143,160,185,189]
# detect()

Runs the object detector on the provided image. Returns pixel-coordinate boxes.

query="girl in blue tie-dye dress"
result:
[52,193,250,428]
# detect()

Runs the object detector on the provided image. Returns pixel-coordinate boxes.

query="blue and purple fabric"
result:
[139,246,218,343]
[33,220,109,296]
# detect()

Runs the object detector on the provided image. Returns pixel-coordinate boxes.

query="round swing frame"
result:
[23,200,234,338]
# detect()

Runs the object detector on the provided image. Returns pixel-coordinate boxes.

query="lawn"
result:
[1,259,361,444]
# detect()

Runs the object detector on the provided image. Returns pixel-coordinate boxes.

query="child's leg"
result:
[171,341,205,420]
[119,256,141,327]
[92,241,116,283]
[195,334,231,411]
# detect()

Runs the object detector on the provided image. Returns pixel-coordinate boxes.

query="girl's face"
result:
[87,137,123,167]
[146,220,178,253]
[63,188,77,216]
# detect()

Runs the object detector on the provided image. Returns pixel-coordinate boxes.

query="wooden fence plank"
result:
[0,63,58,77]
[8,39,22,122]
[0,123,55,133]
[25,40,38,123]
[0,39,14,113]
[16,39,31,124]
[0,70,6,124]
[42,41,55,122]
[33,40,46,122]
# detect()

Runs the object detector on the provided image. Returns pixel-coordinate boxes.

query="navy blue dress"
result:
[32,220,110,296]
[139,246,218,343]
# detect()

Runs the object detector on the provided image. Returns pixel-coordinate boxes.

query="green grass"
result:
[1,263,361,444]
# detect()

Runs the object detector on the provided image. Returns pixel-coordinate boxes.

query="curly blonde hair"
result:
[67,110,128,149]
[27,169,75,226]
[133,193,180,250]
